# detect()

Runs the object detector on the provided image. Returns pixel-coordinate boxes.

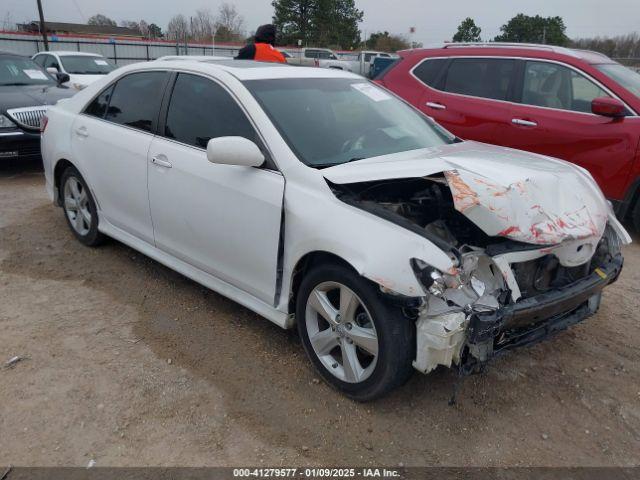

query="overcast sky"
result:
[3,0,638,44]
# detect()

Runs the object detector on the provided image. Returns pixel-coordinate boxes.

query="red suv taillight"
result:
[40,115,48,133]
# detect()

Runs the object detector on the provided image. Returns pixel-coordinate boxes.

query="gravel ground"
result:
[1,162,639,467]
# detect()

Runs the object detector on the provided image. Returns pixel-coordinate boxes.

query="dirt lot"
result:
[1,162,639,467]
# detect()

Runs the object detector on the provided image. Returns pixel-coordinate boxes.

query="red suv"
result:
[376,43,640,228]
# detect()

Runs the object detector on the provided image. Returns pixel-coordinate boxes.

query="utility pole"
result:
[542,25,547,44]
[36,0,49,51]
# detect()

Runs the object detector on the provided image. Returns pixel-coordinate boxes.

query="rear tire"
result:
[60,166,104,247]
[296,263,414,401]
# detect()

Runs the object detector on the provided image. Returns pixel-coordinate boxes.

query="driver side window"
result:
[163,73,258,149]
[522,61,609,113]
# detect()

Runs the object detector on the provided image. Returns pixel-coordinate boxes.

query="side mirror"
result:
[206,137,265,168]
[46,66,59,74]
[55,72,70,84]
[591,97,625,118]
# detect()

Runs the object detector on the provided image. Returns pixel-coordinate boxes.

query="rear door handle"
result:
[75,127,89,137]
[426,102,446,110]
[151,156,172,168]
[512,118,538,127]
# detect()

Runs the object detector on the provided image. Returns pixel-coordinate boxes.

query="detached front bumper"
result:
[463,253,624,372]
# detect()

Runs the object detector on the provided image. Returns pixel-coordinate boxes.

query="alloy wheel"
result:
[63,176,92,236]
[305,281,379,383]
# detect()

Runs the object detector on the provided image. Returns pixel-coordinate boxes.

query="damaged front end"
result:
[329,170,628,376]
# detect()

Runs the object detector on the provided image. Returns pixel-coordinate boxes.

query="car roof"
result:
[36,51,104,57]
[156,55,229,61]
[400,42,614,65]
[141,59,361,80]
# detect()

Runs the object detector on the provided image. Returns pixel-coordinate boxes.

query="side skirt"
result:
[98,218,291,329]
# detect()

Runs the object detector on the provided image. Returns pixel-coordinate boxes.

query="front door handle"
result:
[426,102,446,110]
[512,118,538,127]
[151,156,172,168]
[75,126,89,137]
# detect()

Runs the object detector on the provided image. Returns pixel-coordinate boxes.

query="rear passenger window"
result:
[164,73,256,148]
[413,58,448,88]
[443,58,515,100]
[84,85,114,118]
[105,71,166,132]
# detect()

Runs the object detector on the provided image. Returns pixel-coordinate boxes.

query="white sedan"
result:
[42,59,630,400]
[33,51,116,91]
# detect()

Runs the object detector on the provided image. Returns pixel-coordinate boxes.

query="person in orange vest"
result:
[235,24,286,63]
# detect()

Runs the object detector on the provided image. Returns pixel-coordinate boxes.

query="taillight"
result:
[40,115,48,133]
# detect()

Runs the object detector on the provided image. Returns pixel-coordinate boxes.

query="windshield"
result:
[596,63,640,98]
[60,56,115,75]
[244,78,454,168]
[0,56,55,86]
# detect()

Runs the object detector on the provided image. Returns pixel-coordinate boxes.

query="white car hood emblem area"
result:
[322,142,622,258]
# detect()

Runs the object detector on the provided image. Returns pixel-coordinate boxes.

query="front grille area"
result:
[6,106,48,130]
[512,254,590,300]
[0,141,41,158]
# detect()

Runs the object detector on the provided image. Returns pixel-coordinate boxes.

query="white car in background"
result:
[285,48,352,70]
[341,50,394,76]
[32,51,116,91]
[41,59,630,400]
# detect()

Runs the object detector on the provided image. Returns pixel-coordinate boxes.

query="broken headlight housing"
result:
[410,258,461,297]
[411,254,505,312]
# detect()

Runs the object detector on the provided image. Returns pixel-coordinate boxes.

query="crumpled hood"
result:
[322,141,610,246]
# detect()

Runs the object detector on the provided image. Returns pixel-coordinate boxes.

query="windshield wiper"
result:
[312,157,366,169]
[1,82,32,86]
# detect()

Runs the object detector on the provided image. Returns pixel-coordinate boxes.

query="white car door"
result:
[71,71,168,244]
[147,72,284,304]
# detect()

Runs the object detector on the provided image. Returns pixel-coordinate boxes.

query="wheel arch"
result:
[287,250,359,315]
[53,158,100,211]
[53,158,77,206]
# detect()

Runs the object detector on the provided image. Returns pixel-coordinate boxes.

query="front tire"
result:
[60,166,104,247]
[296,263,414,401]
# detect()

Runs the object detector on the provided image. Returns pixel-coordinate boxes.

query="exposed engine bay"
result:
[330,175,625,375]
[330,175,496,251]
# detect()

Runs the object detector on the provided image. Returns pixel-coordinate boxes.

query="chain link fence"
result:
[0,32,241,65]
[2,32,639,73]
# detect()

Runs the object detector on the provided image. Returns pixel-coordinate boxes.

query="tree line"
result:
[572,33,640,64]
[451,14,639,63]
[49,8,640,59]
[85,3,246,44]
[451,14,570,46]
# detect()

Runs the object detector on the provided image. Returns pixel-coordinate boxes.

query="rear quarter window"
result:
[84,85,115,118]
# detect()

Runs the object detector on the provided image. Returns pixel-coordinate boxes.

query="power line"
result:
[71,0,86,22]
